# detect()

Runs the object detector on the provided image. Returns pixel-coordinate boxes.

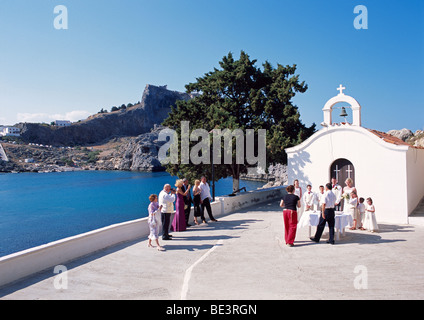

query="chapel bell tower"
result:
[322,85,362,127]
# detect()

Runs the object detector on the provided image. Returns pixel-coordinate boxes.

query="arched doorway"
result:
[330,158,355,188]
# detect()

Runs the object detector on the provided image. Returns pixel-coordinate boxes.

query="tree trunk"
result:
[233,177,240,194]
[232,164,240,193]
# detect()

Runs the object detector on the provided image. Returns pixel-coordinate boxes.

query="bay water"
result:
[0,171,264,257]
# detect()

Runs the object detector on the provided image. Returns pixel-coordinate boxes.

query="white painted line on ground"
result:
[180,240,224,300]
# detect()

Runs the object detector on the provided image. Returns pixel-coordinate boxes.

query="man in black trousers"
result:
[199,176,218,223]
[310,183,337,245]
[182,178,192,227]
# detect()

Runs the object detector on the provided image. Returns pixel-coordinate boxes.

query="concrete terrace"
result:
[1,201,424,300]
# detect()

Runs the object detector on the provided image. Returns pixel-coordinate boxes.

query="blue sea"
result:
[0,171,264,257]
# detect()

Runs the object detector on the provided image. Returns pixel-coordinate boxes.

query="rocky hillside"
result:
[17,85,191,147]
[387,128,424,148]
[0,142,100,173]
[95,125,167,172]
[0,125,168,173]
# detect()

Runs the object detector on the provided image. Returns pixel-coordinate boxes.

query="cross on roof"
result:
[337,84,346,95]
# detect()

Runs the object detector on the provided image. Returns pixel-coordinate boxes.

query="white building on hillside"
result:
[0,126,21,137]
[54,120,71,127]
[285,85,424,224]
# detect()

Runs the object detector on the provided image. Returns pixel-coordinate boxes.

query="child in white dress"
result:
[363,197,379,232]
[348,190,359,230]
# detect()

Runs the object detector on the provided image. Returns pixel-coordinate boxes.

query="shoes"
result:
[310,237,335,244]
[162,236,172,241]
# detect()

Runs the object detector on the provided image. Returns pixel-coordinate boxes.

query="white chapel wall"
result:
[287,126,410,224]
[406,148,424,217]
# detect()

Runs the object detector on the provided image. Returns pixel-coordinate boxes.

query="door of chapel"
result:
[330,158,355,188]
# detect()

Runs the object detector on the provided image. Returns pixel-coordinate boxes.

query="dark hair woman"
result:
[280,185,301,247]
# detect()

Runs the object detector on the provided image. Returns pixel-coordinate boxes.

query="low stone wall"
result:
[0,186,284,288]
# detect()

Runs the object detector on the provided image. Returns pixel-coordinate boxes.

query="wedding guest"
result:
[293,179,303,199]
[280,185,301,247]
[293,179,303,218]
[192,180,202,225]
[303,185,315,212]
[199,176,218,223]
[331,177,343,211]
[147,194,164,251]
[182,178,192,227]
[171,180,190,232]
[348,190,359,230]
[358,197,366,230]
[363,197,379,232]
[342,178,357,215]
[315,185,325,211]
[310,183,337,245]
[159,184,176,240]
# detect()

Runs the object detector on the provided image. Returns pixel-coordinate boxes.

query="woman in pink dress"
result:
[171,180,191,232]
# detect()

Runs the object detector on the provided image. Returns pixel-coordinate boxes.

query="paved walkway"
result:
[1,202,424,300]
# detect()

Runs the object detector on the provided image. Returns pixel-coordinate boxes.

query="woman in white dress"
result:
[363,197,379,232]
[342,178,357,229]
[148,194,164,251]
[293,179,303,219]
[342,178,357,212]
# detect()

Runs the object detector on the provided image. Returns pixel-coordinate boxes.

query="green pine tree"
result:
[162,51,315,192]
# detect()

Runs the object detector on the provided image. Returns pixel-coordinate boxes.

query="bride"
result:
[342,178,357,227]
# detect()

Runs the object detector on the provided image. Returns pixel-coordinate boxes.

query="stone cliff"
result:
[17,85,191,147]
[387,128,424,148]
[97,125,167,172]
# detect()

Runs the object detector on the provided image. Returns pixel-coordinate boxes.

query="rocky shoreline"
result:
[241,163,288,188]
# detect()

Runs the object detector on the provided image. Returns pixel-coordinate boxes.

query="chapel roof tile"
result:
[367,129,424,149]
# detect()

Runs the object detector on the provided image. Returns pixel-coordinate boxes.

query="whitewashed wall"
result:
[406,147,424,218]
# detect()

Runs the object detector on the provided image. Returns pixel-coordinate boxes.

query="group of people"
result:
[281,177,379,247]
[147,176,218,251]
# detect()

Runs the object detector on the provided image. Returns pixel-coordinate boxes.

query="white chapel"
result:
[285,85,424,224]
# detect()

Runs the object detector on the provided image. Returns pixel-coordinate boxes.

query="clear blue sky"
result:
[0,0,423,132]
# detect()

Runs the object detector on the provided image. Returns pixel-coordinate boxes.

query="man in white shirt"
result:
[315,185,325,211]
[199,176,218,223]
[331,177,342,211]
[159,184,176,240]
[310,183,337,245]
[303,185,315,212]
